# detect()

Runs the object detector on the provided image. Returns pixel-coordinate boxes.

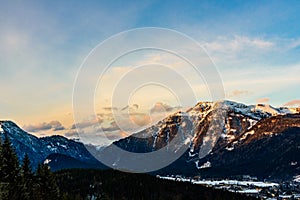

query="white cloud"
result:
[203,35,274,55]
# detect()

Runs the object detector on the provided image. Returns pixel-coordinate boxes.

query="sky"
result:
[1,0,300,144]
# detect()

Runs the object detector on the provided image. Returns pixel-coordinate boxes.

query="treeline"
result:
[0,136,59,200]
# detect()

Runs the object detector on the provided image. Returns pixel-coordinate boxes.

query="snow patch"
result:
[236,189,259,194]
[197,161,211,169]
[247,118,258,129]
[229,128,237,133]
[291,161,297,166]
[240,130,255,140]
[294,175,300,182]
[158,176,279,188]
[189,151,197,157]
[184,138,191,145]
[192,180,279,188]
[226,146,234,151]
[44,159,51,164]
[0,124,3,132]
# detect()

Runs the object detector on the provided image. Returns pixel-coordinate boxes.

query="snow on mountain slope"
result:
[294,175,300,182]
[105,100,300,175]
[1,100,299,175]
[0,124,3,132]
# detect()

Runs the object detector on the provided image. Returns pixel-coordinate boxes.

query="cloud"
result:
[284,100,300,107]
[102,107,118,111]
[70,116,103,129]
[256,97,270,104]
[121,104,139,111]
[150,102,179,113]
[129,113,151,127]
[203,35,273,53]
[101,121,120,132]
[64,130,79,138]
[228,90,250,98]
[49,121,65,131]
[23,120,65,132]
[121,105,129,111]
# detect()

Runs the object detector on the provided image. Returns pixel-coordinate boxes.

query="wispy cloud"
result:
[71,117,102,129]
[256,97,270,104]
[102,107,118,111]
[284,100,300,107]
[64,130,79,138]
[203,35,274,53]
[23,120,65,132]
[150,102,180,113]
[227,90,250,98]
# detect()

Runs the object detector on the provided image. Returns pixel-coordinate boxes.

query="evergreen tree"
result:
[0,136,61,200]
[22,154,32,178]
[35,163,59,200]
[0,137,9,198]
[20,154,34,200]
[0,135,21,199]
[1,136,19,183]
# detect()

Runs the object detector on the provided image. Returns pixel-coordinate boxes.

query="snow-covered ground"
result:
[157,176,279,188]
[156,176,297,198]
[196,161,211,169]
[192,179,278,188]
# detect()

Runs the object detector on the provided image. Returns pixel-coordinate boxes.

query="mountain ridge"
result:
[0,120,102,169]
[100,100,300,180]
[1,100,300,180]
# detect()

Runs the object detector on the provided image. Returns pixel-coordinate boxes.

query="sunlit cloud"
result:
[256,98,270,104]
[150,102,180,113]
[64,130,79,138]
[129,113,151,127]
[23,120,65,132]
[227,90,250,98]
[284,100,300,107]
[71,117,102,130]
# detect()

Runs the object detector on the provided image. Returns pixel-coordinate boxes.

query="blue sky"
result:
[1,0,300,140]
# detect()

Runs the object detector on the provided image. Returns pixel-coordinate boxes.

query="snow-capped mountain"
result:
[1,100,299,179]
[0,120,102,169]
[101,100,300,180]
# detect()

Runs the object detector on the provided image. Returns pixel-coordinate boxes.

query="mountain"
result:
[100,100,300,180]
[1,100,299,180]
[0,120,104,169]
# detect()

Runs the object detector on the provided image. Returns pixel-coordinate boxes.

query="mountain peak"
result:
[0,120,19,128]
